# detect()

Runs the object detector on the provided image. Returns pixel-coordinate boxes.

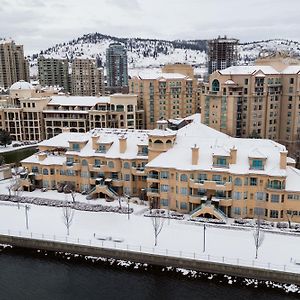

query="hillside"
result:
[29,33,300,77]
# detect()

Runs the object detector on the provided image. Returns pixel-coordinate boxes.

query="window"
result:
[180,202,188,210]
[251,159,264,170]
[232,192,242,200]
[94,159,101,167]
[98,145,106,153]
[124,174,130,181]
[254,207,264,216]
[233,207,241,215]
[197,174,207,182]
[180,187,188,195]
[161,185,169,192]
[244,78,248,85]
[212,174,222,182]
[32,166,39,173]
[270,210,279,218]
[72,143,80,151]
[212,79,220,92]
[234,177,242,186]
[81,159,88,166]
[271,194,280,203]
[256,192,266,201]
[108,161,114,168]
[216,157,227,167]
[161,171,169,179]
[250,177,257,186]
[290,78,294,85]
[180,174,188,182]
[161,199,169,207]
[43,169,49,175]
[123,162,130,169]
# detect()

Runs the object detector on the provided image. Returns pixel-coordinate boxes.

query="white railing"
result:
[0,228,299,274]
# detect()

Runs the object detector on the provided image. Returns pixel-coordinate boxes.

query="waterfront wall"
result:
[0,234,299,285]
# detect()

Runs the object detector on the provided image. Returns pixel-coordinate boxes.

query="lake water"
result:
[0,249,296,300]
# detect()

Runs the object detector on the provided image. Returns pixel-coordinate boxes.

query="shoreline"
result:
[0,244,299,296]
[0,234,299,292]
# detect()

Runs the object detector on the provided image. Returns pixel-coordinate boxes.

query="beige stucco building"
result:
[0,81,140,141]
[20,115,300,223]
[200,54,300,164]
[129,64,200,129]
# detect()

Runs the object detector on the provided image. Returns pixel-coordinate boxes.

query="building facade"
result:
[0,81,140,141]
[129,64,199,129]
[20,116,300,223]
[38,56,70,92]
[0,40,29,89]
[208,36,239,75]
[106,43,128,94]
[71,58,105,96]
[201,55,300,164]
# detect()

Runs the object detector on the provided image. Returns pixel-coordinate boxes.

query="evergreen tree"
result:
[0,130,12,147]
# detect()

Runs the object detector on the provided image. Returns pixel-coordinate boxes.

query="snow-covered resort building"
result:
[0,81,142,141]
[20,115,300,223]
[200,54,300,165]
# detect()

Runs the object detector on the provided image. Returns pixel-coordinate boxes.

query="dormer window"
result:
[214,156,228,168]
[250,159,264,170]
[138,146,148,156]
[72,143,80,151]
[98,145,106,153]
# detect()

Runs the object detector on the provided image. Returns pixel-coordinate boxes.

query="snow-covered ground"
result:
[0,179,299,274]
[0,143,37,154]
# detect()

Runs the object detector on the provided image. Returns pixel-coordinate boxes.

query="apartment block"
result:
[129,64,199,129]
[38,56,70,92]
[0,80,140,141]
[20,116,300,223]
[71,58,105,96]
[200,54,300,164]
[0,40,29,89]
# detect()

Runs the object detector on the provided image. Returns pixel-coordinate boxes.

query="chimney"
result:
[280,150,288,169]
[191,144,199,165]
[92,134,99,150]
[38,153,47,161]
[119,136,127,153]
[230,147,237,164]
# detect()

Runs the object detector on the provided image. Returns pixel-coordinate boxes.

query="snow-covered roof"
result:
[34,128,150,160]
[22,154,65,166]
[48,96,111,107]
[281,66,300,74]
[10,80,34,91]
[285,167,300,191]
[135,70,188,80]
[147,116,287,177]
[219,66,279,75]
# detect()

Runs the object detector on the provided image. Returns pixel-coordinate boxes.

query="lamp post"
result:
[203,223,206,252]
[25,204,30,230]
[126,195,130,220]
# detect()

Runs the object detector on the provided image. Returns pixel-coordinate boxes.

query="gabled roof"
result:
[219,65,279,75]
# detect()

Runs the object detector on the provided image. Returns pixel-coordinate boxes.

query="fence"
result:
[0,228,299,274]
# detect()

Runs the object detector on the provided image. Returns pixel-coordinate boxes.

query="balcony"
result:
[147,173,159,182]
[189,179,232,191]
[88,164,108,173]
[188,195,202,205]
[132,167,146,176]
[112,179,124,187]
[267,183,285,190]
[147,188,160,196]
[64,162,81,171]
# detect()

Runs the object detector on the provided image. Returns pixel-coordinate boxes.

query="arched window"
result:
[180,174,188,182]
[234,177,242,186]
[166,139,172,144]
[124,162,130,169]
[108,161,114,168]
[212,79,220,92]
[81,159,88,166]
[127,105,134,112]
[43,169,49,175]
[154,140,163,144]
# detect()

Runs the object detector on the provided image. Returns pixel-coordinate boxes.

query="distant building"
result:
[208,36,239,75]
[0,40,29,89]
[200,54,300,165]
[0,81,140,141]
[38,56,70,92]
[129,64,199,129]
[71,58,104,96]
[106,43,128,94]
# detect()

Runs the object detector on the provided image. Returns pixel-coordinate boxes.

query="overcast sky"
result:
[1,0,299,54]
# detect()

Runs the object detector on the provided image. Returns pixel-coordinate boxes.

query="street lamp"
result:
[203,223,207,252]
[25,204,30,230]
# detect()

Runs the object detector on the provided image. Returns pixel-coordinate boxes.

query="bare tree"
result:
[63,183,76,203]
[253,215,265,259]
[7,172,23,209]
[151,211,165,246]
[62,198,74,235]
[286,210,295,229]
